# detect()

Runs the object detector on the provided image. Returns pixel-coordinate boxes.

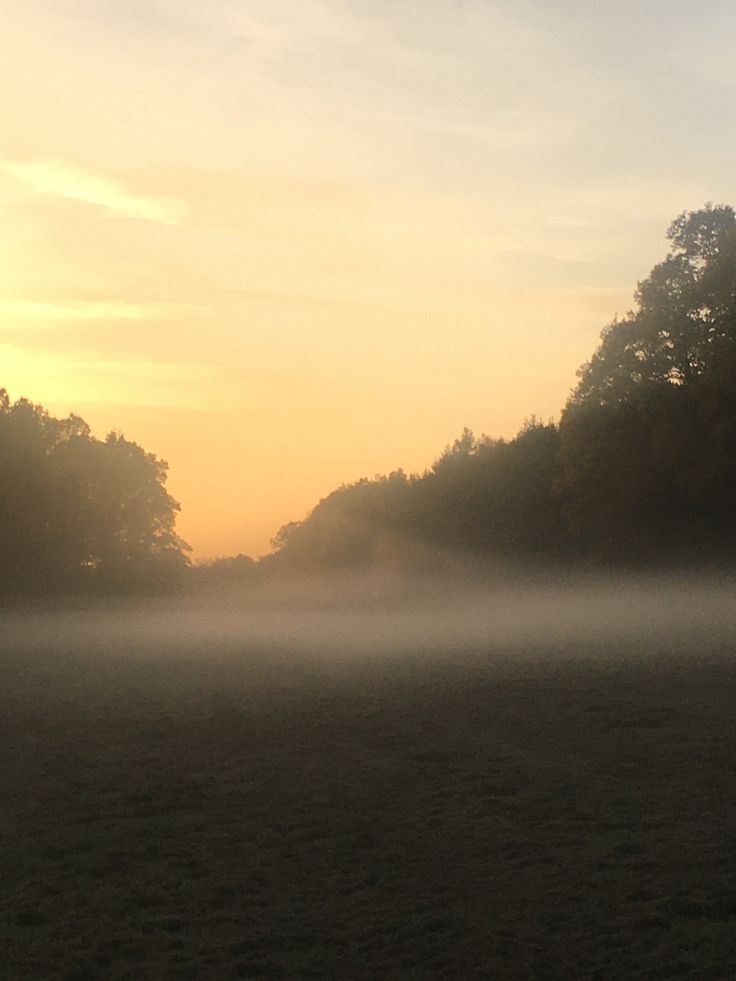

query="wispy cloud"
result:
[0,299,209,321]
[0,157,187,224]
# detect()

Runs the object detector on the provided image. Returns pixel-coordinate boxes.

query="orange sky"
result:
[2,1,735,557]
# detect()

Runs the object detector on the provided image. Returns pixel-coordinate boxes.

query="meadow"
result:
[3,577,736,979]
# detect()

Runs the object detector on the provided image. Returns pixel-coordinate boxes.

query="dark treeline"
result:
[263,204,736,576]
[4,204,736,596]
[262,421,565,574]
[0,392,189,596]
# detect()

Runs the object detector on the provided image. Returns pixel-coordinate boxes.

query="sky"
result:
[2,0,736,558]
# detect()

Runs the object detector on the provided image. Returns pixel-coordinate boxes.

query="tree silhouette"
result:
[0,391,189,594]
[268,420,565,572]
[266,204,736,572]
[560,205,736,559]
[10,204,736,590]
[572,204,736,407]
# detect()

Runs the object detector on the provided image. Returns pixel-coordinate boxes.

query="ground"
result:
[3,603,736,979]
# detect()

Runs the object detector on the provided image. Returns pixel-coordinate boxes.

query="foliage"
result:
[0,392,189,594]
[572,204,736,406]
[189,554,256,589]
[269,419,565,571]
[8,204,736,585]
[560,204,736,559]
[270,205,736,571]
[269,470,419,570]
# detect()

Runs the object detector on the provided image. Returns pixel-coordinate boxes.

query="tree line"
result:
[4,204,736,594]
[266,204,736,574]
[0,392,189,595]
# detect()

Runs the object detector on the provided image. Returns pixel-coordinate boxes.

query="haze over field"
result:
[4,1,736,556]
[7,572,736,978]
[5,573,736,661]
[8,5,736,979]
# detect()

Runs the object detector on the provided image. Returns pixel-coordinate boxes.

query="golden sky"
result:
[2,1,735,558]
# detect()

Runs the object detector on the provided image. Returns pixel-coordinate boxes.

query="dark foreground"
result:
[3,604,736,978]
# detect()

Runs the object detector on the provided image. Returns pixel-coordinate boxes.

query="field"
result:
[3,580,736,979]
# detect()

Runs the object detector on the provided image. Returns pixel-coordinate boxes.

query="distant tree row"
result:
[0,391,189,595]
[6,204,736,594]
[264,419,564,573]
[267,205,736,573]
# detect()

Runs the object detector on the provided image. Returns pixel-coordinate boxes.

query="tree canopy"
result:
[0,391,190,594]
[268,417,565,573]
[560,205,736,559]
[268,205,736,572]
[7,204,736,590]
[572,204,736,407]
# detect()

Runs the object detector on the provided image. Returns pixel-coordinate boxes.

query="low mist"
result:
[4,571,736,666]
[7,570,736,980]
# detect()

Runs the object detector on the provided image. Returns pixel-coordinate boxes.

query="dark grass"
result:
[3,623,736,978]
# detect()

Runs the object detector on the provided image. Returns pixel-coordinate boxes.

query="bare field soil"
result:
[3,597,736,978]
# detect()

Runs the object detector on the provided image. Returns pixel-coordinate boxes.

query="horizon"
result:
[3,1,736,558]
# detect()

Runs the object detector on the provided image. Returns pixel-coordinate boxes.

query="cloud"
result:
[0,157,188,224]
[0,299,208,321]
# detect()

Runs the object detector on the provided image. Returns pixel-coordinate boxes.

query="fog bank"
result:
[3,572,736,665]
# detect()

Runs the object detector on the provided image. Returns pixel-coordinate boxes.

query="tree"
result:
[0,390,190,593]
[572,204,736,407]
[189,553,255,590]
[416,421,564,558]
[268,471,417,571]
[264,420,566,573]
[560,205,736,558]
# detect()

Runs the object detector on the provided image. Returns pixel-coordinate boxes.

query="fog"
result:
[7,570,736,981]
[3,571,736,666]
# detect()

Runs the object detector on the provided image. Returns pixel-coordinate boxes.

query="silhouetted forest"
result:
[0,391,189,595]
[4,204,736,594]
[266,204,736,574]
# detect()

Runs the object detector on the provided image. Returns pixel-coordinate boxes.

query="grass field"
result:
[3,579,736,979]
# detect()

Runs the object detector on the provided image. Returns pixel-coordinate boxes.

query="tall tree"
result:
[561,205,736,558]
[0,391,189,593]
[572,204,736,407]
